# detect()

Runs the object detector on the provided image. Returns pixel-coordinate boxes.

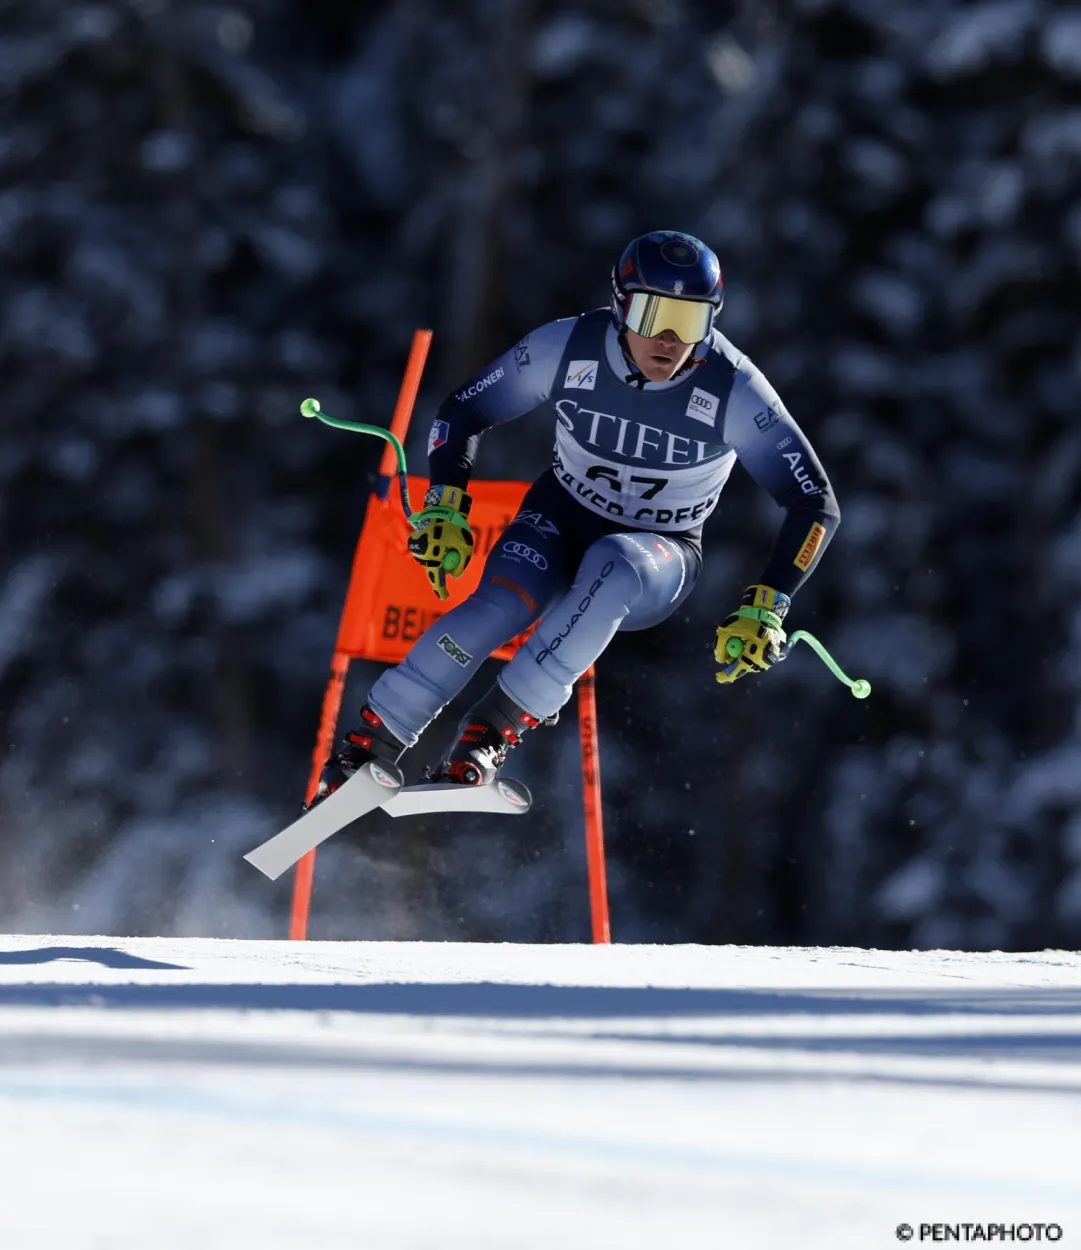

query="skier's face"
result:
[624,327,695,382]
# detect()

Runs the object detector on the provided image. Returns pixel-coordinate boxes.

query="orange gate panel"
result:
[335,476,532,665]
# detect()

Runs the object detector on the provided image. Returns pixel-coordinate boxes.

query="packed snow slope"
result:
[0,937,1079,1249]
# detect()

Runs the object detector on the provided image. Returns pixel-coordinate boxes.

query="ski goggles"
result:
[623,292,714,344]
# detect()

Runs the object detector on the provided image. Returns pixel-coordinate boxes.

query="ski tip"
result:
[243,761,404,880]
[365,760,405,790]
[242,848,287,881]
[496,778,532,812]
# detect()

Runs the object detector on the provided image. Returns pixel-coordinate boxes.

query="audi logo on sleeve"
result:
[502,541,548,569]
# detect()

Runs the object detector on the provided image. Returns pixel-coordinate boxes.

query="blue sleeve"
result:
[722,359,841,596]
[426,318,576,487]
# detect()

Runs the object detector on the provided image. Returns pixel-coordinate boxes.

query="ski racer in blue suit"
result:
[312,230,841,798]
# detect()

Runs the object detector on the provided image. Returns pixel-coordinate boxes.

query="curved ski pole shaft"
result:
[300,398,413,518]
[785,629,871,698]
[300,395,463,585]
[395,470,411,521]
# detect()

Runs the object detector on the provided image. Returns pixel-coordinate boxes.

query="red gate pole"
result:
[290,651,350,940]
[376,328,433,499]
[577,666,611,943]
[289,328,433,940]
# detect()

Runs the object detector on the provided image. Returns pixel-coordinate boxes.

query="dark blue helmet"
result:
[611,230,724,339]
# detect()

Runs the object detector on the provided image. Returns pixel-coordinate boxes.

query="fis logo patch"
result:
[564,360,598,391]
[794,522,827,571]
[437,633,473,667]
[427,419,450,455]
[686,388,719,425]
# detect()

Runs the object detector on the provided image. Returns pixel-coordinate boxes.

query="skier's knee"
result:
[469,577,538,642]
[580,533,648,606]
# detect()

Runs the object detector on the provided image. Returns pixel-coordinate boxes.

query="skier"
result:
[312,229,840,801]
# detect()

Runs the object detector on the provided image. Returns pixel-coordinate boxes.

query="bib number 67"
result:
[585,465,668,500]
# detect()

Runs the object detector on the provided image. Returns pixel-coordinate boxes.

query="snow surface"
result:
[1,937,1079,1249]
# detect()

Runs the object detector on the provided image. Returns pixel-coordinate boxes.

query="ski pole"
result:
[725,630,871,698]
[300,397,414,520]
[299,397,467,576]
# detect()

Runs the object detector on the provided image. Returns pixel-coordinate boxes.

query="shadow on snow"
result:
[0,946,189,971]
[2,955,1081,1092]
[1,977,1080,1020]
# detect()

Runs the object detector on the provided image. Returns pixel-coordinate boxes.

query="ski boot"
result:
[430,686,552,786]
[307,705,406,810]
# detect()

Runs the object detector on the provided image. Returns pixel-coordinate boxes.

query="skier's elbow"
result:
[787,486,840,530]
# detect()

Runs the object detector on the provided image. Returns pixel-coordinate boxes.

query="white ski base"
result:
[243,761,403,880]
[383,777,532,818]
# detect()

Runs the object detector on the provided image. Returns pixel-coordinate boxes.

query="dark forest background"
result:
[2,0,1080,948]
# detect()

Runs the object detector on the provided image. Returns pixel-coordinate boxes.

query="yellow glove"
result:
[714,584,791,684]
[407,485,474,600]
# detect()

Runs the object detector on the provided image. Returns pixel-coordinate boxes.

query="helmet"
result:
[611,230,723,345]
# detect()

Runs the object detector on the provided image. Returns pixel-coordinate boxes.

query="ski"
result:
[244,770,532,880]
[383,777,532,819]
[243,760,404,881]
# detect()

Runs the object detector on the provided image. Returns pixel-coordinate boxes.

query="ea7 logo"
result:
[564,360,598,391]
[754,406,780,433]
[437,633,473,667]
[502,541,548,569]
[686,388,719,425]
[511,510,560,536]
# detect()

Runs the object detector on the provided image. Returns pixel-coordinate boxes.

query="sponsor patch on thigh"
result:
[437,633,473,666]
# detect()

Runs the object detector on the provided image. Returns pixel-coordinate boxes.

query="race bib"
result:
[551,425,734,531]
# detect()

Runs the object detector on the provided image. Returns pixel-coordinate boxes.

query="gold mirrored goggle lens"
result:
[624,293,713,344]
